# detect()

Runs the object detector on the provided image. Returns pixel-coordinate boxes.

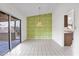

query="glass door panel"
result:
[15,20,21,44]
[0,13,9,55]
[11,17,21,48]
[10,17,15,48]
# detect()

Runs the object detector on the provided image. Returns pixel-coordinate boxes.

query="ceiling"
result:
[0,3,60,17]
[0,3,79,17]
[8,3,59,17]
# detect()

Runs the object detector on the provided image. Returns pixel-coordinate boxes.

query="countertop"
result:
[64,27,73,33]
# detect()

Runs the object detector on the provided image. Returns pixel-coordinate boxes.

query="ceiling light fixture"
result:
[36,7,43,27]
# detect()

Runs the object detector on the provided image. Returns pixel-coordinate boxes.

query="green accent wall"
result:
[27,13,52,39]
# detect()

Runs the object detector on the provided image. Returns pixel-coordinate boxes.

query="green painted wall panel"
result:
[27,13,52,39]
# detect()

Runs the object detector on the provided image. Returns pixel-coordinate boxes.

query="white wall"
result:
[53,6,64,46]
[0,4,26,42]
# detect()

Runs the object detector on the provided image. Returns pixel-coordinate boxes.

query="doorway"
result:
[64,9,74,46]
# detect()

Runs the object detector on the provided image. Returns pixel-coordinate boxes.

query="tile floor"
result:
[5,39,73,56]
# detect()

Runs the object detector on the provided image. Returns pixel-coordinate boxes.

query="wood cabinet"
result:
[64,33,73,46]
[64,15,68,27]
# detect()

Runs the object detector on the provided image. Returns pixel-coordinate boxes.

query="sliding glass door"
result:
[0,11,21,55]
